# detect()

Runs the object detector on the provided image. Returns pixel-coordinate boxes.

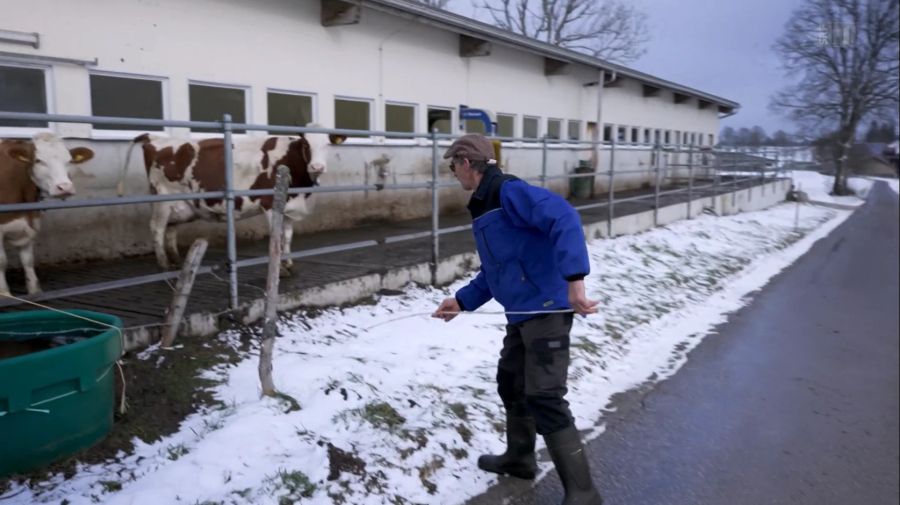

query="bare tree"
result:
[771,0,899,195]
[479,0,649,63]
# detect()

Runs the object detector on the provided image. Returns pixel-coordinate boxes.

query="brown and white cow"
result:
[122,128,345,271]
[0,133,94,296]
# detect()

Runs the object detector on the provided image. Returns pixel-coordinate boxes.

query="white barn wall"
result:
[2,0,729,265]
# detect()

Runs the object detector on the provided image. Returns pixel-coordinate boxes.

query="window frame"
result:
[334,95,374,142]
[495,112,516,140]
[266,88,317,134]
[383,99,417,143]
[187,80,251,135]
[546,117,563,141]
[522,115,541,141]
[567,120,582,142]
[0,60,53,137]
[88,69,169,139]
[426,105,455,140]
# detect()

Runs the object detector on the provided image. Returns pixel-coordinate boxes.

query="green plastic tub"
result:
[0,310,122,477]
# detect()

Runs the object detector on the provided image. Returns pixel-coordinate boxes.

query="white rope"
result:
[364,308,575,330]
[0,292,128,416]
[0,326,103,338]
[116,360,128,414]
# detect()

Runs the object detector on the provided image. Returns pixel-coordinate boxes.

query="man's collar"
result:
[472,165,502,200]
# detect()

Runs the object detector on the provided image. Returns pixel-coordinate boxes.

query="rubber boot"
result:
[477,416,537,479]
[544,426,604,505]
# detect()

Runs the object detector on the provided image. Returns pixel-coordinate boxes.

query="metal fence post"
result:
[653,143,661,227]
[607,138,616,237]
[430,128,440,286]
[222,113,238,310]
[541,136,548,188]
[687,143,694,219]
[731,147,738,207]
[711,148,719,211]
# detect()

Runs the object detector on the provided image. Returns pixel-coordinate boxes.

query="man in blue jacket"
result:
[433,134,603,504]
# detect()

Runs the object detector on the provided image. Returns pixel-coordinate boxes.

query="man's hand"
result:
[432,297,461,322]
[568,279,599,316]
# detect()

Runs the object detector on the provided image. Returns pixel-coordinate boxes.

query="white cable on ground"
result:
[364,308,576,330]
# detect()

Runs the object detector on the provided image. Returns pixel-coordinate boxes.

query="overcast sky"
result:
[448,0,805,135]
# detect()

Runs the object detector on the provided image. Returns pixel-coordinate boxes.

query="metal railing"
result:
[0,110,785,312]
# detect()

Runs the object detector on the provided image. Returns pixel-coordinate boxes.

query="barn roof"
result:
[354,0,740,114]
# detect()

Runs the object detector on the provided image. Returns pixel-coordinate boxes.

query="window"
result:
[385,102,415,138]
[465,119,487,134]
[496,113,515,138]
[617,126,627,143]
[567,120,581,141]
[697,133,704,146]
[523,116,540,139]
[0,64,48,128]
[427,107,452,134]
[547,119,562,140]
[189,83,246,133]
[90,74,164,131]
[268,91,313,133]
[674,131,681,145]
[664,130,671,145]
[335,97,371,136]
[643,128,652,144]
[654,129,661,144]
[708,134,715,146]
[631,127,640,143]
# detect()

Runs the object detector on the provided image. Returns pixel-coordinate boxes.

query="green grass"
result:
[98,480,122,493]
[166,443,189,461]
[265,468,317,504]
[360,402,406,430]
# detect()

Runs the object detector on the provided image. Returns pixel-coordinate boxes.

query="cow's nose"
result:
[310,163,325,173]
[55,182,75,197]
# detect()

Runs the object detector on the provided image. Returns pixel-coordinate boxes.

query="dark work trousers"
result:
[496,312,575,435]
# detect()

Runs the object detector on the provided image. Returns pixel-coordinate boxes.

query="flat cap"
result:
[443,134,497,163]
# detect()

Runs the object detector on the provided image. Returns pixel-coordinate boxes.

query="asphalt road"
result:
[467,182,899,505]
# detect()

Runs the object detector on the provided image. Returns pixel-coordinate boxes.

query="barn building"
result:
[1,0,740,264]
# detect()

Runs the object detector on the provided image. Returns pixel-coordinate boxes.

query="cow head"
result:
[18,133,94,198]
[302,123,346,179]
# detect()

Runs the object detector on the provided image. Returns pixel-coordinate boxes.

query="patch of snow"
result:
[7,201,854,505]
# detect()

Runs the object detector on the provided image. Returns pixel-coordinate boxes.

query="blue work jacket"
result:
[455,167,590,324]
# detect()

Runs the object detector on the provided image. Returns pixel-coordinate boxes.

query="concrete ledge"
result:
[122,179,793,351]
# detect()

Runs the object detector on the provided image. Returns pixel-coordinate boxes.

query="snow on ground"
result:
[788,169,898,203]
[6,174,879,505]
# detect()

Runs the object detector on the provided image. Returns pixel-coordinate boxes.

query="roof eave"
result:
[360,0,740,110]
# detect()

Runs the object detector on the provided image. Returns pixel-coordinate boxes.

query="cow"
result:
[0,133,94,296]
[121,127,345,272]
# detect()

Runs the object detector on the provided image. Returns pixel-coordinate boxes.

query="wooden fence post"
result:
[160,239,208,348]
[259,166,290,397]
